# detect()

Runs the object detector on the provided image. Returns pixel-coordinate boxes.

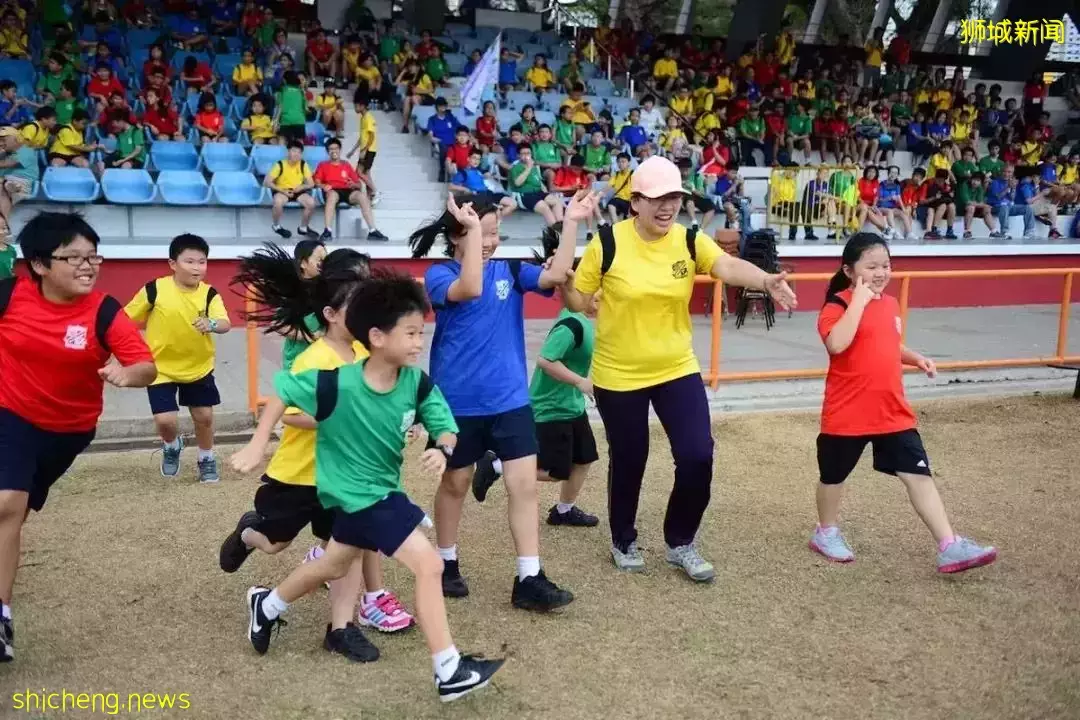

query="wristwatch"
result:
[437,444,455,460]
[207,318,219,332]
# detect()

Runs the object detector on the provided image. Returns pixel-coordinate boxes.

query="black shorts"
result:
[274,190,314,203]
[446,404,538,469]
[0,408,95,512]
[417,95,435,106]
[331,491,425,556]
[279,124,306,143]
[357,151,376,172]
[689,196,716,213]
[816,429,932,485]
[254,476,334,543]
[516,191,548,211]
[536,413,599,481]
[607,197,630,217]
[147,373,221,415]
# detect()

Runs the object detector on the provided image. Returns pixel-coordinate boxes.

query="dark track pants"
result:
[595,373,715,552]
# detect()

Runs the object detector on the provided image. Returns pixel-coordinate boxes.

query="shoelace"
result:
[675,545,707,567]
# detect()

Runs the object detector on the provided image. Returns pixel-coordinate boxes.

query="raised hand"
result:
[763,271,798,311]
[446,194,481,231]
[851,275,878,308]
[565,189,601,223]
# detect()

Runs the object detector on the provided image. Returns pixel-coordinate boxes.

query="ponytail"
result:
[825,269,851,298]
[824,232,890,303]
[233,242,313,337]
[408,192,501,259]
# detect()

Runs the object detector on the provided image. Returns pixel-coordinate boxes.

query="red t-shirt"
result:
[184,62,214,89]
[554,167,588,195]
[702,143,729,168]
[88,76,125,99]
[0,278,152,433]
[142,60,173,84]
[813,118,832,137]
[141,82,174,106]
[307,39,335,63]
[195,110,224,133]
[818,289,916,436]
[475,116,497,147]
[727,97,749,125]
[888,36,911,65]
[901,180,925,207]
[765,113,786,138]
[416,40,438,60]
[313,160,360,190]
[753,61,777,87]
[445,142,471,171]
[857,177,879,204]
[829,118,849,137]
[1035,124,1052,142]
[141,106,179,135]
[1023,82,1046,102]
[777,77,792,98]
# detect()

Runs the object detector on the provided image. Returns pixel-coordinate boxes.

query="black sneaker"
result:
[805,233,819,241]
[511,570,574,612]
[319,228,333,242]
[436,653,506,703]
[547,505,599,527]
[1,614,12,663]
[471,451,500,503]
[324,622,380,663]
[246,586,287,655]
[944,229,957,240]
[367,229,389,241]
[298,226,319,239]
[219,511,261,573]
[273,225,292,239]
[442,559,470,598]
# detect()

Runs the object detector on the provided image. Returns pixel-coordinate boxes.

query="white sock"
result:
[298,225,310,233]
[517,555,540,580]
[260,589,289,620]
[164,438,181,450]
[437,545,457,562]
[197,448,214,462]
[240,527,256,547]
[363,590,385,604]
[272,223,283,230]
[491,458,503,475]
[556,502,574,514]
[1,603,10,620]
[433,645,461,682]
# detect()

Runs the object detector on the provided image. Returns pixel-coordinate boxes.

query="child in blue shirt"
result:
[498,47,524,92]
[409,192,588,613]
[0,81,33,127]
[425,97,459,150]
[448,148,518,216]
[617,108,649,157]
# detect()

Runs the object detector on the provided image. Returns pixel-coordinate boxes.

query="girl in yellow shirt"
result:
[232,49,263,97]
[668,86,695,121]
[391,41,416,68]
[658,115,690,161]
[713,67,735,100]
[524,56,555,91]
[242,97,277,144]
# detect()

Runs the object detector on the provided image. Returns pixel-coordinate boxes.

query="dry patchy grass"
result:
[4,395,1080,720]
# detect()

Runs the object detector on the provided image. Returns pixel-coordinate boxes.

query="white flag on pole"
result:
[461,32,501,115]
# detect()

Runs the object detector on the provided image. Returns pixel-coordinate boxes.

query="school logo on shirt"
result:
[671,260,689,279]
[63,324,88,350]
[895,316,903,335]
[495,279,511,300]
[400,409,416,434]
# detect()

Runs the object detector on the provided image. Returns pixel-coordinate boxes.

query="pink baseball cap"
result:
[630,156,688,198]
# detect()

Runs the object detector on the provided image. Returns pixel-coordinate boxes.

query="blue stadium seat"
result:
[172,51,213,73]
[496,109,520,134]
[581,62,599,79]
[302,146,329,168]
[521,43,547,59]
[304,122,327,146]
[126,28,160,50]
[213,54,242,84]
[589,78,614,96]
[581,95,606,111]
[507,90,538,110]
[101,169,157,204]
[202,143,252,173]
[158,170,212,205]
[251,144,286,175]
[534,110,556,126]
[41,167,101,203]
[411,106,436,132]
[607,97,635,117]
[211,171,267,205]
[444,53,467,76]
[222,37,243,54]
[149,141,201,171]
[227,95,250,122]
[544,93,568,111]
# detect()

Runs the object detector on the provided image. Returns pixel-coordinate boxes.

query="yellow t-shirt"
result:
[864,42,883,68]
[342,48,361,74]
[264,338,369,486]
[572,220,724,391]
[659,128,686,151]
[413,74,434,95]
[560,98,594,124]
[355,65,381,87]
[124,277,229,385]
[669,96,694,118]
[736,53,755,69]
[713,76,734,99]
[232,63,262,85]
[694,112,720,138]
[525,67,555,89]
[1059,164,1078,185]
[932,89,953,112]
[359,110,377,152]
[914,89,931,107]
[269,159,312,191]
[50,125,84,157]
[392,50,415,67]
[20,121,50,149]
[245,113,275,140]
[1020,141,1042,166]
[951,121,971,141]
[928,153,951,176]
[0,29,28,57]
[692,87,714,115]
[777,32,795,66]
[653,58,678,79]
[315,93,338,111]
[794,80,816,100]
[610,168,632,200]
[771,175,797,203]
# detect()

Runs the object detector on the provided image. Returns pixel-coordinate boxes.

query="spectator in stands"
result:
[473,100,499,154]
[355,54,392,109]
[447,149,518,218]
[928,141,955,181]
[444,125,473,181]
[180,55,216,95]
[314,80,344,137]
[518,105,539,142]
[0,12,28,59]
[562,83,596,138]
[141,87,184,141]
[525,54,556,92]
[232,49,263,98]
[209,0,239,36]
[175,7,209,51]
[1056,152,1080,207]
[141,44,171,87]
[348,93,378,180]
[553,105,577,160]
[423,97,458,180]
[103,112,146,170]
[921,169,957,240]
[36,54,72,104]
[274,71,307,145]
[340,34,362,81]
[306,28,337,80]
[266,140,317,239]
[659,114,690,163]
[668,84,694,125]
[79,12,122,55]
[558,50,584,93]
[241,96,275,145]
[462,49,482,78]
[737,105,769,167]
[396,59,433,133]
[785,100,812,161]
[987,165,1027,238]
[253,7,277,50]
[854,165,890,235]
[194,93,228,144]
[266,28,296,78]
[952,146,977,186]
[498,47,524,93]
[952,109,977,152]
[877,165,912,239]
[122,0,156,28]
[715,163,750,235]
[0,80,32,127]
[314,137,387,241]
[681,161,716,232]
[582,130,610,180]
[638,95,664,137]
[96,93,135,139]
[48,108,100,168]
[862,27,884,90]
[141,65,174,108]
[0,126,36,223]
[1022,70,1047,124]
[956,171,1001,239]
[531,124,562,186]
[414,29,438,60]
[508,143,563,226]
[1019,127,1043,169]
[51,78,78,127]
[552,155,594,212]
[392,39,417,68]
[20,107,56,151]
[614,108,648,160]
[1023,164,1062,237]
[424,46,450,88]
[605,152,633,223]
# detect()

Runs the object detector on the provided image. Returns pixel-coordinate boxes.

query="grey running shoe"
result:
[198,456,220,484]
[665,543,715,582]
[937,537,998,574]
[611,542,645,573]
[160,438,184,477]
[809,525,855,563]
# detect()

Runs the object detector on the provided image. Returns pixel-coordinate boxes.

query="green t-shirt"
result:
[37,68,72,97]
[956,181,986,208]
[979,155,1004,177]
[277,86,307,126]
[583,144,610,171]
[274,361,457,513]
[829,171,856,204]
[116,126,146,162]
[378,36,400,61]
[787,113,812,136]
[812,98,835,116]
[554,119,575,146]
[425,57,448,83]
[255,20,277,48]
[529,309,594,423]
[952,159,976,182]
[0,243,15,280]
[510,161,544,193]
[891,102,912,121]
[738,116,764,138]
[558,63,581,82]
[531,141,559,165]
[54,97,75,125]
[282,313,321,369]
[881,72,903,96]
[683,171,705,195]
[815,79,834,96]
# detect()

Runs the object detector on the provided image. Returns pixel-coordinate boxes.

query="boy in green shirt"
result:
[786,101,812,160]
[424,48,448,85]
[582,130,611,179]
[231,269,504,702]
[553,105,576,160]
[509,144,563,225]
[957,171,1000,239]
[53,79,77,125]
[274,71,308,144]
[979,140,1005,177]
[106,114,147,169]
[952,146,978,185]
[531,124,562,180]
[36,53,73,103]
[681,162,717,231]
[254,8,277,49]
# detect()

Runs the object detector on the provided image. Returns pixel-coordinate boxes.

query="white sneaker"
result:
[809,525,855,562]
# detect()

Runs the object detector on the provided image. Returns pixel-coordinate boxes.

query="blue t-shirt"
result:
[927,121,949,138]
[1039,163,1058,186]
[426,259,551,416]
[504,142,520,164]
[96,28,124,55]
[906,121,926,144]
[212,4,238,22]
[878,180,902,208]
[499,60,518,86]
[986,178,1011,206]
[427,112,459,146]
[464,60,478,76]
[178,17,206,36]
[452,167,487,193]
[0,99,30,127]
[715,176,737,196]
[1014,180,1037,205]
[746,82,761,103]
[618,124,647,149]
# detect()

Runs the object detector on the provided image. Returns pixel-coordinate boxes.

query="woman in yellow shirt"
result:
[564,157,796,579]
[232,49,263,97]
[524,55,555,92]
[668,85,695,121]
[713,66,735,100]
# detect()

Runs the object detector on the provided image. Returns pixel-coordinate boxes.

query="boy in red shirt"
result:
[140,87,185,141]
[312,138,387,242]
[829,108,852,164]
[141,68,174,107]
[811,233,997,573]
[180,55,215,94]
[814,107,839,165]
[763,101,786,167]
[305,28,337,80]
[97,93,136,137]
[87,64,125,115]
[0,212,156,663]
[443,125,474,180]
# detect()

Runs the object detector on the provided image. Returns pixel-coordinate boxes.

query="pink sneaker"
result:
[358,591,414,633]
[302,546,330,589]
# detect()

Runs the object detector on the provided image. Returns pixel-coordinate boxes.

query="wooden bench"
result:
[1048,365,1080,399]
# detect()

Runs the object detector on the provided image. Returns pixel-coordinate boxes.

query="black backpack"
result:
[550,315,585,349]
[143,278,219,315]
[0,277,123,354]
[312,367,434,422]
[597,223,697,276]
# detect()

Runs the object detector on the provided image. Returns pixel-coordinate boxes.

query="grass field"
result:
[4,395,1080,720]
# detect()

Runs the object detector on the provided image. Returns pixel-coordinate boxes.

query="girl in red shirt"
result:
[142,43,173,85]
[475,100,499,153]
[812,233,998,574]
[87,64,126,115]
[194,93,227,143]
[855,166,890,235]
[140,88,185,141]
[1023,71,1047,123]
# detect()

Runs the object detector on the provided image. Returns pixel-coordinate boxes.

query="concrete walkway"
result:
[98,303,1080,440]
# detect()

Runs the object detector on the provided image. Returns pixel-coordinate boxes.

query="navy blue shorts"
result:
[331,491,425,556]
[0,408,95,511]
[447,404,538,469]
[147,373,221,415]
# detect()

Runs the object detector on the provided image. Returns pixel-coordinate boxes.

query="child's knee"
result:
[416,546,444,579]
[439,469,470,499]
[189,406,214,426]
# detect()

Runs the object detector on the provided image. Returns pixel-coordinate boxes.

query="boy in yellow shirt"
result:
[20,106,56,149]
[605,152,633,223]
[232,49,263,97]
[241,96,276,144]
[124,234,231,483]
[315,79,345,137]
[652,46,679,93]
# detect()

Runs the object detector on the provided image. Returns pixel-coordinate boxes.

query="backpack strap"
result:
[507,259,524,294]
[598,223,616,276]
[95,295,122,356]
[0,276,15,318]
[144,279,158,309]
[205,286,219,315]
[824,294,849,310]
[551,316,584,349]
[416,370,433,407]
[685,226,697,264]
[313,368,339,422]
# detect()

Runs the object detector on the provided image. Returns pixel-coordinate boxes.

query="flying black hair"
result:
[407,192,500,259]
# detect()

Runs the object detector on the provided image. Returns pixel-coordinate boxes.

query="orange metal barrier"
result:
[245,269,1079,415]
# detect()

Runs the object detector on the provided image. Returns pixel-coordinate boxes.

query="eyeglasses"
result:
[51,254,104,267]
